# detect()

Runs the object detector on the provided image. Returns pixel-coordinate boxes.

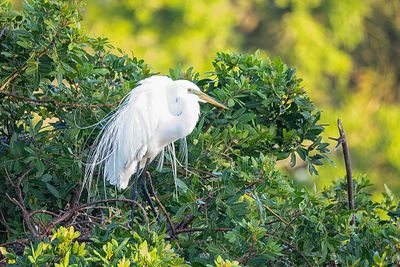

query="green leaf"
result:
[46,183,60,198]
[296,147,307,161]
[227,99,235,107]
[290,153,296,168]
[175,177,189,193]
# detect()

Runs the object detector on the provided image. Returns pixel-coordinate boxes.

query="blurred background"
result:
[13,0,400,198]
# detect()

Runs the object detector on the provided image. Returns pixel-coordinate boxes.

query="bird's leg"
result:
[140,171,158,219]
[130,163,141,224]
[138,159,157,218]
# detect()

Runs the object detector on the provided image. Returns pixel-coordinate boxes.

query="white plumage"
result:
[85,75,226,192]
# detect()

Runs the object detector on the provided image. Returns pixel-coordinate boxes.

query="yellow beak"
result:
[194,91,228,109]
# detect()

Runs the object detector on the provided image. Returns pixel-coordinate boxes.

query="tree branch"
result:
[329,119,355,225]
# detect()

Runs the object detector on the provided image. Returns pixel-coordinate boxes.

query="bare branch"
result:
[330,119,356,225]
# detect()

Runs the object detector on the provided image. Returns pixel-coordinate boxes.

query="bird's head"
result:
[173,80,227,109]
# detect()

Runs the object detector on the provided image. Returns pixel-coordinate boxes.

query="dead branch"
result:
[329,119,355,225]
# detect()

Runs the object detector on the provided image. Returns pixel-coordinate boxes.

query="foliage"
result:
[0,1,399,267]
[1,226,188,266]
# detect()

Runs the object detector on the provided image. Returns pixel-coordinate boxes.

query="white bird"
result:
[85,75,227,219]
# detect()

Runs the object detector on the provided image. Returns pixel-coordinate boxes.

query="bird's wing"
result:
[85,76,172,190]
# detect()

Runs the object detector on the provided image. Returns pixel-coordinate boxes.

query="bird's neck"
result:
[158,96,200,147]
[177,98,200,137]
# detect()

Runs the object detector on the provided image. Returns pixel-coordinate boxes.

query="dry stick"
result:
[0,90,114,108]
[147,172,176,235]
[329,119,356,225]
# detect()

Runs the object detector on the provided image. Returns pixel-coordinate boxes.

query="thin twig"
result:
[148,172,176,235]
[0,90,114,108]
[4,167,37,237]
[329,119,355,225]
[263,204,289,226]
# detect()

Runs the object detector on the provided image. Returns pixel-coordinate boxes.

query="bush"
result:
[0,1,399,266]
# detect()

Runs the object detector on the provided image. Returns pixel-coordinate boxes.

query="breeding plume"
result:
[85,75,227,219]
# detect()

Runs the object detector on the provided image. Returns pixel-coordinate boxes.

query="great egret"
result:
[85,75,227,221]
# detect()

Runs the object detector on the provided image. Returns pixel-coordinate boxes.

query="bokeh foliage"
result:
[0,1,399,266]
